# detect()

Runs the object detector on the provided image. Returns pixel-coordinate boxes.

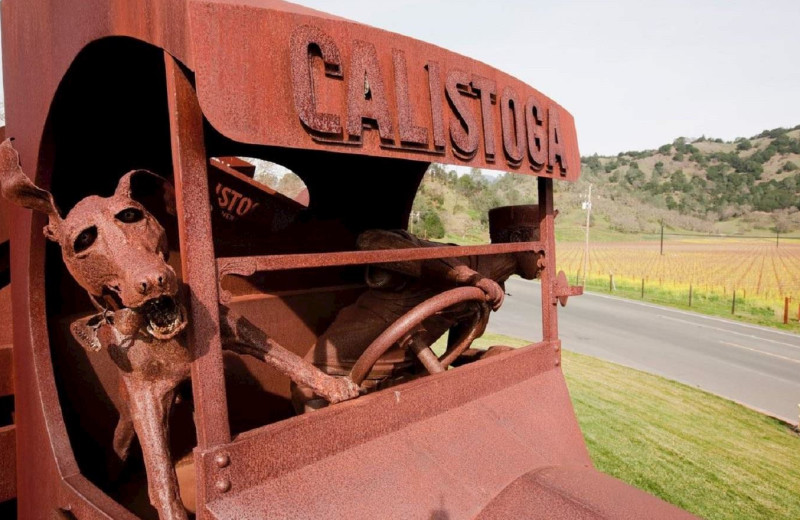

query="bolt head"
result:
[215,453,230,468]
[216,479,231,493]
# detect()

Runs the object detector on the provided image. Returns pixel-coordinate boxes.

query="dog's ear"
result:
[0,138,63,239]
[115,169,176,216]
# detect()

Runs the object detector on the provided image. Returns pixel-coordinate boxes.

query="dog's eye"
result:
[73,226,97,253]
[115,208,144,223]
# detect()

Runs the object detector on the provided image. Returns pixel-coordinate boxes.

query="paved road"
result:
[488,278,800,424]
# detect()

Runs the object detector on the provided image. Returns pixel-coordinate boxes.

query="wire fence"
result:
[558,236,800,331]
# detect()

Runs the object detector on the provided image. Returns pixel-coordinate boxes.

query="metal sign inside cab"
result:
[191,3,581,181]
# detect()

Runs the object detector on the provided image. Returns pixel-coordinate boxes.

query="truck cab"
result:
[1,1,695,518]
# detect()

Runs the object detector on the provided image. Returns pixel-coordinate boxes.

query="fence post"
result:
[609,273,615,292]
[641,278,645,299]
[689,284,693,307]
[784,297,791,325]
[731,289,736,315]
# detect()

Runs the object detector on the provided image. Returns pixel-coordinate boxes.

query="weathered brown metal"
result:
[0,344,13,398]
[474,465,699,519]
[190,2,580,180]
[0,424,15,503]
[538,178,559,345]
[349,286,488,385]
[218,241,544,276]
[0,1,699,519]
[164,51,232,457]
[0,137,364,518]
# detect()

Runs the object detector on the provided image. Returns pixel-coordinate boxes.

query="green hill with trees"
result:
[408,125,800,243]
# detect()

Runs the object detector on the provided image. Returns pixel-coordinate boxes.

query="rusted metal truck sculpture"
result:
[0,1,698,518]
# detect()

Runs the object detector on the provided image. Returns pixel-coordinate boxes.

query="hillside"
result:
[409,125,800,243]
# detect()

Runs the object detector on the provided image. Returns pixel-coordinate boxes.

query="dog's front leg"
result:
[113,379,136,462]
[123,375,187,520]
[219,306,360,404]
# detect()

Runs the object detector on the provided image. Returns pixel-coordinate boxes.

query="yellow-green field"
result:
[557,239,800,331]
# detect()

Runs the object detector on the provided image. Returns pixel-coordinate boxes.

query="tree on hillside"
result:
[624,166,645,187]
[419,211,445,239]
[669,169,688,192]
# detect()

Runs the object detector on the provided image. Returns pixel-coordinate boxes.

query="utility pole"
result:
[582,184,592,288]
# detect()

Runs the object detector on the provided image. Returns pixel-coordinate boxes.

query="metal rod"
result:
[165,54,231,454]
[784,297,790,325]
[218,241,544,278]
[582,183,592,287]
[538,177,558,344]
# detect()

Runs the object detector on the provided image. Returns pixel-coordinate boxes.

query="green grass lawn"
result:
[448,333,800,520]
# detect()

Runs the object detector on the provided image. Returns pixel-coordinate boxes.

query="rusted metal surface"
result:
[0,424,16,502]
[201,343,589,518]
[294,220,542,409]
[554,269,584,306]
[189,1,580,180]
[218,241,543,277]
[538,178,559,345]
[0,138,359,518]
[348,286,488,385]
[475,465,698,519]
[165,52,232,457]
[0,1,698,519]
[0,344,13,398]
[219,308,358,405]
[0,141,193,519]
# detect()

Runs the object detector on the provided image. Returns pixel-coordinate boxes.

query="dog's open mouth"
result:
[137,296,187,340]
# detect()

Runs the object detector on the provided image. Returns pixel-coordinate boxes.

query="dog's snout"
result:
[137,272,170,295]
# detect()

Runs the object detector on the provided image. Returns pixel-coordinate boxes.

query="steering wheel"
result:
[348,286,491,386]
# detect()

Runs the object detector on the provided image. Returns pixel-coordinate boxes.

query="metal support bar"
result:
[164,53,230,516]
[538,178,558,345]
[217,241,544,278]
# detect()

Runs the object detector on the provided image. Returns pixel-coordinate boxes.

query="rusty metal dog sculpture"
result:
[0,139,359,520]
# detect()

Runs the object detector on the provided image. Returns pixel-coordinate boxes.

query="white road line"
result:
[719,341,800,365]
[660,315,800,350]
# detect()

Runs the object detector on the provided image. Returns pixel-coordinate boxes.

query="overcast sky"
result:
[291,0,800,156]
[1,1,798,156]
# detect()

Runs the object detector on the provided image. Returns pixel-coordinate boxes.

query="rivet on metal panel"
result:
[555,359,561,367]
[215,453,231,468]
[215,479,232,493]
